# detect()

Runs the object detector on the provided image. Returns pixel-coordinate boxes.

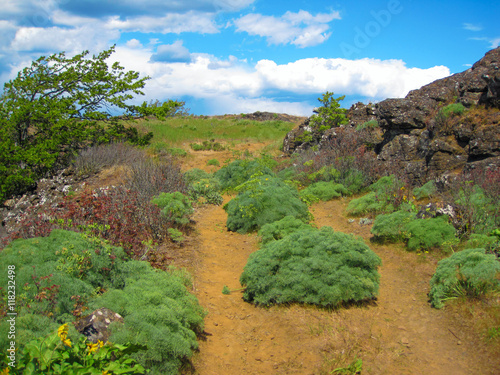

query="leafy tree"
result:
[0,46,152,202]
[309,91,348,130]
[136,99,188,119]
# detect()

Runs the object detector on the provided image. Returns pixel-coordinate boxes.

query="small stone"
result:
[457,341,462,345]
[395,308,403,314]
[213,322,219,326]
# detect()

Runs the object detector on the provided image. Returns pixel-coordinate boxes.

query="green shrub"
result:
[0,231,205,375]
[189,140,225,151]
[0,230,128,324]
[429,248,500,309]
[309,91,348,130]
[355,119,379,131]
[455,184,499,236]
[207,158,220,167]
[258,216,315,245]
[300,181,349,202]
[224,176,310,233]
[346,175,404,215]
[214,159,275,191]
[439,103,465,119]
[342,169,369,194]
[183,168,211,184]
[412,180,437,200]
[90,263,205,374]
[240,227,381,306]
[404,216,457,251]
[184,168,223,205]
[466,234,500,254]
[151,191,194,226]
[346,192,394,216]
[370,210,417,241]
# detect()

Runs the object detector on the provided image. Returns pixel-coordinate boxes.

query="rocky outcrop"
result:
[284,47,500,184]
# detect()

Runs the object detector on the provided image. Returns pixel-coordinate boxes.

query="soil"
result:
[182,147,500,375]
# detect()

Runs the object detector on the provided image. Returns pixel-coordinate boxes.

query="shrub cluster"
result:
[404,215,457,251]
[0,230,205,374]
[240,226,381,307]
[429,248,500,309]
[346,175,408,216]
[184,168,223,205]
[258,216,315,245]
[214,159,275,191]
[224,176,310,233]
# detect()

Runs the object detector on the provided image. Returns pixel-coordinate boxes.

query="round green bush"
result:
[151,191,194,226]
[429,248,500,309]
[240,227,382,306]
[258,215,315,245]
[224,176,310,233]
[214,159,275,191]
[299,181,349,202]
[404,215,456,251]
[370,210,417,241]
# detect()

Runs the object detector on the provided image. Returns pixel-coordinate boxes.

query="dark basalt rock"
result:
[73,307,124,343]
[284,47,500,185]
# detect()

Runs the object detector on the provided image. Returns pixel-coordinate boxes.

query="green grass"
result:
[126,116,297,146]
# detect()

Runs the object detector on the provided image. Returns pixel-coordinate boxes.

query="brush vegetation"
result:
[240,226,381,307]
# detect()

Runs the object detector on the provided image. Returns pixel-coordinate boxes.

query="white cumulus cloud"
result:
[234,10,340,48]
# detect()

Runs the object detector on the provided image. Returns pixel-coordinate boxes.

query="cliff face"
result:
[284,47,500,184]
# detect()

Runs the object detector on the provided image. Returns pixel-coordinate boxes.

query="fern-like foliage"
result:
[258,216,315,245]
[429,248,500,308]
[91,262,206,374]
[225,176,310,233]
[240,227,381,307]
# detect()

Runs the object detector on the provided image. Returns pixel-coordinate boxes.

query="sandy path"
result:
[189,193,499,374]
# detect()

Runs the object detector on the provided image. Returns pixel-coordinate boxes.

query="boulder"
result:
[73,307,124,343]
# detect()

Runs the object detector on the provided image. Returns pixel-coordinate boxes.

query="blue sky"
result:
[1,0,499,115]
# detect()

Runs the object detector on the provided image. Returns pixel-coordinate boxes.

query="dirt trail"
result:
[188,157,499,374]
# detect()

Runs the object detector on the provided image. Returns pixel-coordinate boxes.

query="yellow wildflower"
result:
[102,371,109,375]
[87,342,99,355]
[57,324,69,340]
[1,367,10,375]
[97,340,105,348]
[62,337,72,347]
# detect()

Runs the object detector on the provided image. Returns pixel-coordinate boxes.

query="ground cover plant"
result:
[429,248,500,309]
[240,226,381,307]
[224,175,310,234]
[0,230,205,374]
[6,324,146,374]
